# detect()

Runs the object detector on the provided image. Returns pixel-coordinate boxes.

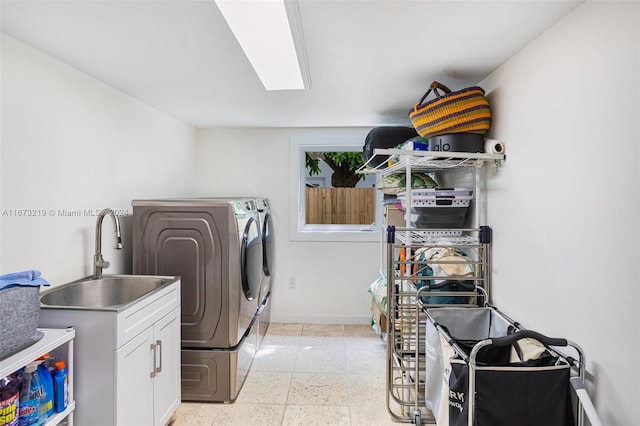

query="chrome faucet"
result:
[94,208,123,278]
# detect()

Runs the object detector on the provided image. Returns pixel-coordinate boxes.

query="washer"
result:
[132,198,262,402]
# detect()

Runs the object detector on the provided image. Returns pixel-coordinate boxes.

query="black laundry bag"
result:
[448,351,574,426]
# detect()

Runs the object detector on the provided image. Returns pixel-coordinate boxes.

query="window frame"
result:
[289,136,382,242]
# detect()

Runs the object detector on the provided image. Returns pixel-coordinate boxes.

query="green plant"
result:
[306,152,365,187]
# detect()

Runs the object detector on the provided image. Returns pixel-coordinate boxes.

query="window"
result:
[289,137,382,242]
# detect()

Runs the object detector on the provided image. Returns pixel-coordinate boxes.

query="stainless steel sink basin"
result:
[40,274,178,311]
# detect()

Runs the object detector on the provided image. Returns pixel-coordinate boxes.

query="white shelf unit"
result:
[358,148,504,230]
[360,149,503,425]
[359,148,505,174]
[0,328,76,426]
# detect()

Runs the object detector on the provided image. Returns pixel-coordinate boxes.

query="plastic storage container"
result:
[397,188,474,205]
[397,188,473,229]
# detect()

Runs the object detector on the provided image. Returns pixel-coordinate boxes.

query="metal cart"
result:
[385,225,493,424]
[423,305,603,426]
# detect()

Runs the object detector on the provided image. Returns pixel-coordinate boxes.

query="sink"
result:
[40,274,178,311]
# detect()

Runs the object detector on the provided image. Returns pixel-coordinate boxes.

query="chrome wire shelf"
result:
[390,227,481,246]
[357,148,505,176]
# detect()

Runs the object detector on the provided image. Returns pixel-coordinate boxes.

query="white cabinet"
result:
[116,326,154,425]
[39,278,181,426]
[116,306,180,426]
[151,308,181,425]
[0,328,76,426]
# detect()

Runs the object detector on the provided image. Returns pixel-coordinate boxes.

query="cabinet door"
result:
[116,327,154,426]
[153,307,181,425]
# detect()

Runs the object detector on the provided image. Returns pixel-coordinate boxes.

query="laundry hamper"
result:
[424,306,577,426]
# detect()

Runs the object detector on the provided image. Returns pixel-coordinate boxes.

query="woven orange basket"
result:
[409,81,491,139]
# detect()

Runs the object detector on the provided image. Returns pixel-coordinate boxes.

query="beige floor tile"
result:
[235,371,292,404]
[268,323,304,336]
[343,335,386,351]
[347,373,387,406]
[258,335,301,350]
[211,402,285,426]
[299,335,346,350]
[346,349,386,374]
[282,405,350,426]
[294,348,346,374]
[170,402,225,426]
[302,324,345,337]
[253,345,298,372]
[287,373,349,406]
[344,324,377,337]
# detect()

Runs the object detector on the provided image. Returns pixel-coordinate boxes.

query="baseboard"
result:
[270,313,371,325]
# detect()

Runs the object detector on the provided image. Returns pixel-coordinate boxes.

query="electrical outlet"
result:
[288,277,296,289]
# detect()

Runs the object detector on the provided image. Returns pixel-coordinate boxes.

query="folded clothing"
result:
[0,269,50,291]
[414,247,475,304]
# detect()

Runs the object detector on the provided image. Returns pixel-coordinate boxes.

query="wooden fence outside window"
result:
[305,187,375,225]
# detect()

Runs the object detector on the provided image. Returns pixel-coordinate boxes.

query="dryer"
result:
[132,198,262,402]
[255,197,274,349]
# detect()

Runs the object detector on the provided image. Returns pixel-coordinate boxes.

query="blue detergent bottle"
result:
[53,362,68,414]
[18,362,44,426]
[35,359,54,418]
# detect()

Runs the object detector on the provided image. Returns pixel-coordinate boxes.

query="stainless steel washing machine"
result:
[132,198,262,402]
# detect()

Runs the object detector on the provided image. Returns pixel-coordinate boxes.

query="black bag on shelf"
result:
[362,127,418,167]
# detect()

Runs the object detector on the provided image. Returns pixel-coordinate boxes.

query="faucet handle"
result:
[95,255,110,269]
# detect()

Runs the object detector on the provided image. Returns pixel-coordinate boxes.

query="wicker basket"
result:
[409,81,491,139]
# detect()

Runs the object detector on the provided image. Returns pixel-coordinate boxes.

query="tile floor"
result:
[170,323,399,426]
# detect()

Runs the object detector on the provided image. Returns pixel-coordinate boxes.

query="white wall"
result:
[194,127,380,324]
[1,34,196,285]
[480,2,639,424]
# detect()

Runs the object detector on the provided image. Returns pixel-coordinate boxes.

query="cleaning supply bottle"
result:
[35,359,53,419]
[0,373,20,426]
[53,362,67,414]
[18,362,44,426]
[40,354,55,376]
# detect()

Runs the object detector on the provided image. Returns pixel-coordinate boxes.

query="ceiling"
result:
[0,0,581,128]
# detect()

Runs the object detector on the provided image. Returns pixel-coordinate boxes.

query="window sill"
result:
[288,225,381,242]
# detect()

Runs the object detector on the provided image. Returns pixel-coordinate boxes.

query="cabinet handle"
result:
[156,340,162,374]
[150,343,157,378]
